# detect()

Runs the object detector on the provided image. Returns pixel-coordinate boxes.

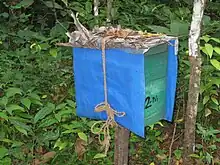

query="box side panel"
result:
[165,40,178,121]
[144,45,168,126]
[73,48,145,137]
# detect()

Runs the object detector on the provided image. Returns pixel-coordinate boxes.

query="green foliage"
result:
[199,35,220,122]
[189,124,220,164]
[0,0,219,164]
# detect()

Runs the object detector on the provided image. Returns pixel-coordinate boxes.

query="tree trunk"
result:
[94,0,99,17]
[106,0,113,24]
[183,0,206,164]
[94,0,99,27]
[114,125,130,165]
[184,56,202,164]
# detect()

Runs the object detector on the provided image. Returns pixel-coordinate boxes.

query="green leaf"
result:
[56,103,67,110]
[0,138,24,148]
[189,154,200,158]
[155,121,164,127]
[202,15,211,26]
[39,118,58,128]
[155,130,161,137]
[54,139,68,150]
[54,113,61,122]
[62,130,77,134]
[21,98,31,109]
[66,100,75,108]
[210,90,218,96]
[17,30,45,40]
[86,121,98,127]
[41,95,47,99]
[0,112,8,120]
[205,43,213,58]
[6,104,25,115]
[210,78,220,88]
[209,102,219,111]
[0,147,8,159]
[11,147,25,160]
[0,157,11,164]
[0,97,8,107]
[201,46,208,55]
[62,121,84,130]
[10,119,31,131]
[11,141,24,148]
[16,112,32,120]
[10,0,32,9]
[170,21,189,36]
[201,36,210,43]
[29,93,41,101]
[42,130,60,141]
[0,12,9,18]
[78,132,87,143]
[196,144,203,149]
[60,0,68,7]
[214,47,220,54]
[93,153,106,159]
[85,1,92,13]
[31,99,43,106]
[55,109,72,122]
[15,126,28,136]
[211,37,220,43]
[205,108,211,117]
[70,121,84,128]
[205,152,212,164]
[210,59,220,70]
[49,48,58,57]
[211,97,219,105]
[147,25,170,34]
[9,116,32,123]
[209,129,220,134]
[39,43,50,50]
[44,1,63,9]
[6,88,22,98]
[208,145,217,150]
[18,0,34,8]
[34,103,55,123]
[0,139,13,144]
[203,95,209,105]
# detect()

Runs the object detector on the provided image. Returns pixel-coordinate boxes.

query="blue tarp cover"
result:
[73,39,178,137]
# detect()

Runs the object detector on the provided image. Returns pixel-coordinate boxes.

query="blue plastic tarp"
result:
[72,39,178,137]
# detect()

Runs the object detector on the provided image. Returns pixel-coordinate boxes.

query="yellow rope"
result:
[91,36,125,155]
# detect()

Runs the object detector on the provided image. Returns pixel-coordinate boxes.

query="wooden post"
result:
[114,125,130,165]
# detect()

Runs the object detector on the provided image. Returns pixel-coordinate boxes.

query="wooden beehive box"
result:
[59,26,178,137]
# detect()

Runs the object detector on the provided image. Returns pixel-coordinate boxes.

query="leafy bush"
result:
[0,0,219,164]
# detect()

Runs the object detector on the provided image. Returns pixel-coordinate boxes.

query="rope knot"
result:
[91,102,125,155]
[95,102,125,123]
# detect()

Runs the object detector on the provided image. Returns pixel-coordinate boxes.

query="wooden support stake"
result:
[114,125,130,165]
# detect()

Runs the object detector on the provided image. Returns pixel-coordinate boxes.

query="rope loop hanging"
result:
[91,35,126,155]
